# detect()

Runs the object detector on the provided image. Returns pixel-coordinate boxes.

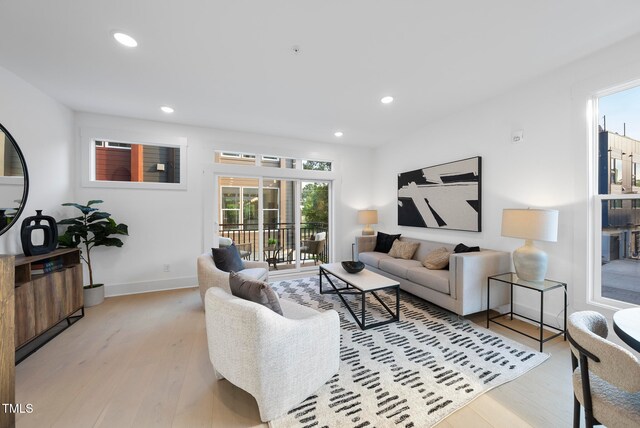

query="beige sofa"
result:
[355,236,510,316]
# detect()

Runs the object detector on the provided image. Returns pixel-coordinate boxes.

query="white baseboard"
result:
[104,276,197,297]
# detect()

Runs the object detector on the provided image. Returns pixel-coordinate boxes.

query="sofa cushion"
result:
[379,258,423,278]
[241,267,269,282]
[374,232,401,253]
[406,267,450,295]
[388,240,420,260]
[423,247,451,269]
[358,251,393,268]
[229,271,283,315]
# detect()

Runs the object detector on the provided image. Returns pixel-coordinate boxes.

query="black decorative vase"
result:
[21,210,58,256]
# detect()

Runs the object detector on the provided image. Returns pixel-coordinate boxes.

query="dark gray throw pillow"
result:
[374,232,401,253]
[212,244,244,272]
[453,243,480,253]
[229,271,283,315]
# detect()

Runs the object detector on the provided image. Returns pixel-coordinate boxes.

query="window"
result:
[594,83,640,306]
[215,152,331,172]
[610,157,622,185]
[93,140,181,184]
[221,187,241,227]
[634,161,640,187]
[302,160,332,171]
[81,128,187,190]
[220,185,279,230]
[215,151,296,169]
[262,187,280,228]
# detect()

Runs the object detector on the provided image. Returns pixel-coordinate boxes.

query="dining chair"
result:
[567,311,640,428]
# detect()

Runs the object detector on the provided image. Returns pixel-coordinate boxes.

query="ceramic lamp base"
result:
[513,240,547,282]
[362,225,375,236]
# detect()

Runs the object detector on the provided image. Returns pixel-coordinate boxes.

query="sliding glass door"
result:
[217,176,330,272]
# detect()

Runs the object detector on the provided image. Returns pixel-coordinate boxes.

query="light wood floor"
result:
[15,287,573,428]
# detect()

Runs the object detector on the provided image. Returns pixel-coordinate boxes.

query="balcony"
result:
[219,222,329,271]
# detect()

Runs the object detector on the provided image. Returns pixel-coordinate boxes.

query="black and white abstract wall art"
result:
[397,156,481,232]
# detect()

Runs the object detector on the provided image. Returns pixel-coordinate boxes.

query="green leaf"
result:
[87,211,111,223]
[87,200,103,206]
[57,217,84,225]
[62,202,98,215]
[58,232,80,248]
[116,223,129,235]
[100,237,124,247]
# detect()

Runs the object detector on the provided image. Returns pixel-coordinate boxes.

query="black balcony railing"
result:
[219,222,329,266]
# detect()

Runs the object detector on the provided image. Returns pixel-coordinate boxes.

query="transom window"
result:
[215,151,332,171]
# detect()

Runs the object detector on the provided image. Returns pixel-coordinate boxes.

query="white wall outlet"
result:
[163,264,170,272]
[511,129,524,144]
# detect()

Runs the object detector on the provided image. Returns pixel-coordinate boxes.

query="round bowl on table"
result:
[341,261,365,274]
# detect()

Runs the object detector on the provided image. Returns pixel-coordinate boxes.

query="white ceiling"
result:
[1,0,640,147]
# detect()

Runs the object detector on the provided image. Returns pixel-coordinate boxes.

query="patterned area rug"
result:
[269,276,549,428]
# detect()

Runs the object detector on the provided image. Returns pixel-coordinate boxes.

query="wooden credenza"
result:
[0,256,15,428]
[14,248,83,358]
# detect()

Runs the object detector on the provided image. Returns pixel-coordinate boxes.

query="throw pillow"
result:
[218,236,233,247]
[211,244,244,272]
[374,232,401,253]
[423,247,451,269]
[229,271,283,315]
[388,240,420,260]
[453,243,480,253]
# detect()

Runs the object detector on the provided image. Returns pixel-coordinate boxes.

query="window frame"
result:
[590,84,640,309]
[80,128,187,190]
[219,185,280,231]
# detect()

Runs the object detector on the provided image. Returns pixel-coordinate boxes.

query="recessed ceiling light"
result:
[113,32,138,48]
[160,106,174,114]
[334,131,343,137]
[381,96,394,104]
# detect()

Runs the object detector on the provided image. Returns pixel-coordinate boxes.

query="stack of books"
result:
[31,258,64,275]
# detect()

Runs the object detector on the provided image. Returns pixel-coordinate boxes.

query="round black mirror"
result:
[0,123,29,236]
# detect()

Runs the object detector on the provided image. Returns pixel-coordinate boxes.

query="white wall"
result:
[0,66,74,254]
[372,33,640,326]
[74,112,372,296]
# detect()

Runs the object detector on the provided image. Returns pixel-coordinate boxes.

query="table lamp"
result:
[501,208,558,282]
[357,210,378,236]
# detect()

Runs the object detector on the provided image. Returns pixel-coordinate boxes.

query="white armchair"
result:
[197,252,269,303]
[204,286,340,422]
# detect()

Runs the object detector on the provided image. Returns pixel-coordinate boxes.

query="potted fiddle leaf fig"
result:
[57,200,128,307]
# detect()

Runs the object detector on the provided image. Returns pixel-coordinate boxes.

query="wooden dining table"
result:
[613,307,640,352]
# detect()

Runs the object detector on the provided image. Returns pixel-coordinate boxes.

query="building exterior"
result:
[599,129,640,261]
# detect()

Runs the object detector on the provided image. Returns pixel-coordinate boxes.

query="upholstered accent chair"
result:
[300,231,326,265]
[196,252,268,303]
[567,311,640,428]
[204,286,340,422]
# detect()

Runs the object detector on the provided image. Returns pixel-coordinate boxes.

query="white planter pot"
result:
[84,284,105,307]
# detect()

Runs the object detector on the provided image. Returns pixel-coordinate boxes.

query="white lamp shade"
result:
[501,208,558,242]
[357,210,378,225]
